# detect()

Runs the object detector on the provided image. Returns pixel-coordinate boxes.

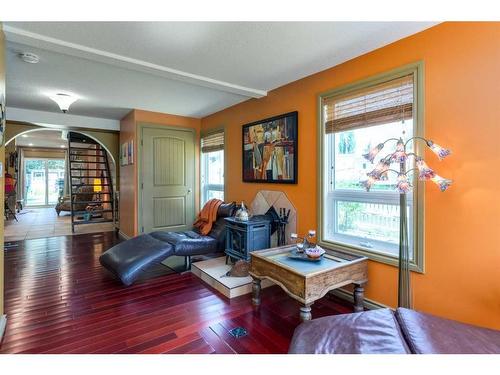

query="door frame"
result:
[23,156,66,207]
[137,123,197,234]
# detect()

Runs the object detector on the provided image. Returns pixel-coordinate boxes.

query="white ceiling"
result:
[15,129,67,149]
[4,22,438,120]
[5,40,246,119]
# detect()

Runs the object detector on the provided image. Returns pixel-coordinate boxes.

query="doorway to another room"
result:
[4,128,117,242]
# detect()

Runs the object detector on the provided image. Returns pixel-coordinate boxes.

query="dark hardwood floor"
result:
[1,232,354,354]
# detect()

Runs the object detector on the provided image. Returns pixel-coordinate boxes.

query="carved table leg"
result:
[299,303,313,322]
[252,278,262,306]
[353,283,365,312]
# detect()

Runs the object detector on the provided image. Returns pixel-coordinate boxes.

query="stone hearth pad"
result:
[191,257,273,299]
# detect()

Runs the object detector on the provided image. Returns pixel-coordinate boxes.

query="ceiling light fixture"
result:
[28,143,33,146]
[60,145,66,148]
[49,93,78,113]
[19,52,40,64]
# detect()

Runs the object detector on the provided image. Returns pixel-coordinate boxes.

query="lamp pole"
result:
[398,159,411,308]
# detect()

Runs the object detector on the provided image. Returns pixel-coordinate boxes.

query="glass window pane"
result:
[207,150,224,185]
[324,199,413,258]
[333,120,413,191]
[47,159,65,205]
[325,119,415,258]
[207,190,224,201]
[201,149,224,207]
[336,200,400,245]
[25,159,47,206]
[24,158,65,206]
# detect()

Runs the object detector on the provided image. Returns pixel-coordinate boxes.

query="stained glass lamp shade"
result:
[362,138,452,194]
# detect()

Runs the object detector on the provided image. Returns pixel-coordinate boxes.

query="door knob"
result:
[187,188,192,194]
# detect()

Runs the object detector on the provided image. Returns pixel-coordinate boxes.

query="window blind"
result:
[201,131,224,153]
[323,74,414,133]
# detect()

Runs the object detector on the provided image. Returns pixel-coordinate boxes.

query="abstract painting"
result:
[242,111,298,183]
[120,142,128,166]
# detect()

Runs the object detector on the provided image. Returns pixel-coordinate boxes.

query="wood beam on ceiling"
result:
[6,107,120,131]
[3,25,268,99]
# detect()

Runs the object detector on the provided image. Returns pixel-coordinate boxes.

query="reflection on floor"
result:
[4,207,115,241]
[0,233,354,354]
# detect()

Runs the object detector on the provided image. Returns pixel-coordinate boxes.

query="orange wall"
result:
[119,110,137,237]
[201,22,500,329]
[119,109,201,238]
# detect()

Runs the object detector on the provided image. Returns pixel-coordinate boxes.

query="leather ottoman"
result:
[99,233,174,286]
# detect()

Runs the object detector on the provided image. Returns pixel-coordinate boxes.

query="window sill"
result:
[318,239,424,274]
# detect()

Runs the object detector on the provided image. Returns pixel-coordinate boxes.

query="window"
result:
[201,130,225,206]
[318,63,424,271]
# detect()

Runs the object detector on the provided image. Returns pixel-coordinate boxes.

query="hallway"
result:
[4,207,115,242]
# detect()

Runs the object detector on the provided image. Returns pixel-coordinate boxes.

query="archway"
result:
[5,128,117,166]
[4,127,118,241]
[5,127,117,192]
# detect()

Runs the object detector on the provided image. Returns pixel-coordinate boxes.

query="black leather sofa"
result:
[100,202,236,286]
[288,307,500,354]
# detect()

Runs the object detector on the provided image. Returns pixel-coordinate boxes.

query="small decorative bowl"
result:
[305,246,325,259]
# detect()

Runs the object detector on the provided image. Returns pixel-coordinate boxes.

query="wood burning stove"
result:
[224,217,270,262]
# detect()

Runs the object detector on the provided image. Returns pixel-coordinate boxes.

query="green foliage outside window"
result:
[338,132,356,154]
[338,201,362,231]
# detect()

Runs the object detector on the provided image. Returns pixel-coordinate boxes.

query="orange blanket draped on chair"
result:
[193,199,223,235]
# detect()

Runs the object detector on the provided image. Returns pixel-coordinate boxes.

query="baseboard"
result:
[330,288,389,310]
[0,315,6,344]
[118,231,131,240]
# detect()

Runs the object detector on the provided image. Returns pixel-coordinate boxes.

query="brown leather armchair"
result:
[55,186,95,216]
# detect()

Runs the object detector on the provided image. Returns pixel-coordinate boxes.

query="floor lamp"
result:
[361,137,452,308]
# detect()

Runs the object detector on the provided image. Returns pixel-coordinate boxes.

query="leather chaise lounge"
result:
[100,202,236,286]
[288,307,500,354]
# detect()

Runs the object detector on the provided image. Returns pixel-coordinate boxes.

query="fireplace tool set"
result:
[276,208,290,246]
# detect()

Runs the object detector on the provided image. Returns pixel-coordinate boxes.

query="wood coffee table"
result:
[249,245,368,321]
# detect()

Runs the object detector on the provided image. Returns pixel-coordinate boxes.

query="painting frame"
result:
[128,140,134,165]
[242,111,298,184]
[120,142,128,166]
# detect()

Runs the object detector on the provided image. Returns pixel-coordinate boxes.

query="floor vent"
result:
[228,327,248,338]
